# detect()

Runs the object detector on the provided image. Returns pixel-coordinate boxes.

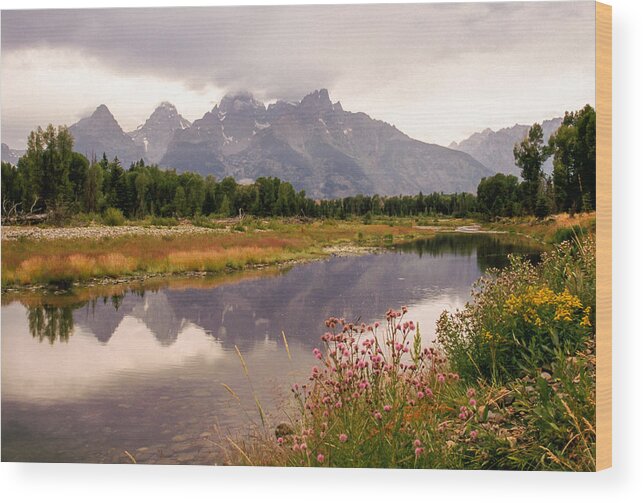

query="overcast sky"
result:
[1,1,595,149]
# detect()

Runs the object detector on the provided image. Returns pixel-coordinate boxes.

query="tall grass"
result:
[2,219,436,287]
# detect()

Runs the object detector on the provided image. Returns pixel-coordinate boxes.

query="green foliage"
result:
[436,235,595,384]
[102,207,125,226]
[477,173,520,219]
[534,193,551,219]
[549,105,596,213]
[513,123,549,214]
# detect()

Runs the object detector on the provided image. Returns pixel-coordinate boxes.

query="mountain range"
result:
[1,89,566,198]
[449,118,562,177]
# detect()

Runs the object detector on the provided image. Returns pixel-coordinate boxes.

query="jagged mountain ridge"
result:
[160,89,493,198]
[128,102,191,164]
[449,118,563,177]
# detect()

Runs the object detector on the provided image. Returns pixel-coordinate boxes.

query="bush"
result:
[436,235,595,384]
[149,216,179,227]
[102,207,125,226]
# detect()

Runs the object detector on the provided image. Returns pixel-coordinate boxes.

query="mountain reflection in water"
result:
[1,233,541,464]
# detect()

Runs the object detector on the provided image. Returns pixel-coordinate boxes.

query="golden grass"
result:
[2,218,435,287]
[1,215,594,288]
[487,212,596,244]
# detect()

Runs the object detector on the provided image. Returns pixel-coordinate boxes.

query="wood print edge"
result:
[595,0,612,472]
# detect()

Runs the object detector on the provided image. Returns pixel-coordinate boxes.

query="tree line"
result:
[477,104,596,219]
[2,105,595,223]
[1,126,475,221]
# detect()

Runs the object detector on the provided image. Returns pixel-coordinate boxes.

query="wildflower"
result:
[277,437,284,445]
[466,388,476,398]
[469,399,477,407]
[470,430,478,441]
[374,411,382,421]
[317,453,325,463]
[300,443,308,451]
[437,374,446,384]
[339,433,348,443]
[383,405,392,412]
[415,447,424,457]
[413,439,422,448]
[417,391,425,399]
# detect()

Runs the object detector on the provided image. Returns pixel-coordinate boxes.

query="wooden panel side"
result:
[595,1,612,472]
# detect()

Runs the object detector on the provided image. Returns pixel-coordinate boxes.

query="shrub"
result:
[436,235,595,384]
[282,309,470,469]
[149,216,179,227]
[102,207,125,226]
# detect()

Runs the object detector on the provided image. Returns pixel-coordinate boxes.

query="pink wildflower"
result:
[277,437,284,445]
[317,453,325,463]
[470,430,479,441]
[339,433,348,443]
[383,405,392,412]
[415,447,424,457]
[467,388,476,398]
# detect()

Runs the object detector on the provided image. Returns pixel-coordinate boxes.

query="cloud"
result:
[1,3,594,100]
[1,2,596,147]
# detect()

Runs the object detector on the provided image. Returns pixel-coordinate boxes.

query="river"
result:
[1,233,540,464]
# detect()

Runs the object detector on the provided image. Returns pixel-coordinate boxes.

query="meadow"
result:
[1,216,466,288]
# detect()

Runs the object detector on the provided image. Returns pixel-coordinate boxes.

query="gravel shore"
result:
[1,224,227,241]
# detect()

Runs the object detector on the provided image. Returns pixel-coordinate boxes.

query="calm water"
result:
[1,233,540,464]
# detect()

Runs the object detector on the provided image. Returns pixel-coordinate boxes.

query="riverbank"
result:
[1,218,443,290]
[1,213,592,291]
[220,234,596,470]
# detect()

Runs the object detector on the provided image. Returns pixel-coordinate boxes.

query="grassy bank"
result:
[486,212,596,244]
[222,234,596,470]
[1,213,591,289]
[1,217,451,288]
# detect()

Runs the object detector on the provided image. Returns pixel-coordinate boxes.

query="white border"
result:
[1,1,640,502]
